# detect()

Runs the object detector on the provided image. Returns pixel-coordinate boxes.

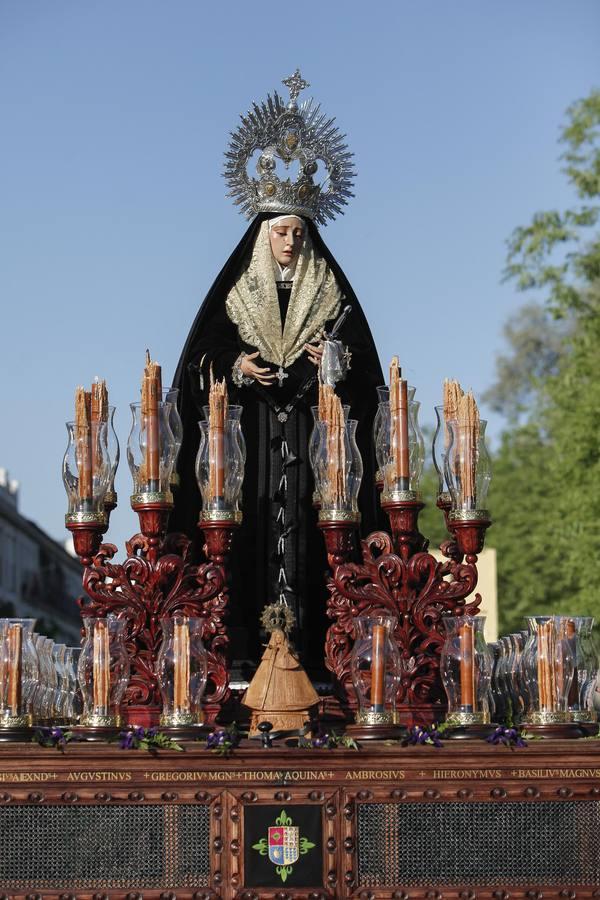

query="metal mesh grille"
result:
[0,804,210,890]
[357,801,600,887]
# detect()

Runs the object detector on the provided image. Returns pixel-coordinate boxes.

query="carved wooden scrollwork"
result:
[76,516,237,725]
[321,501,488,725]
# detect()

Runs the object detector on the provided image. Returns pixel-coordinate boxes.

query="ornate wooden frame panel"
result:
[0,742,600,897]
[226,786,339,899]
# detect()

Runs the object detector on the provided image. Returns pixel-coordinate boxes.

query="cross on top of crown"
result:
[282,69,310,107]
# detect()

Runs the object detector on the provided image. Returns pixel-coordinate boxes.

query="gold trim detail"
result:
[200,510,243,524]
[130,491,174,507]
[79,713,120,728]
[571,710,598,724]
[526,710,571,725]
[381,490,419,503]
[65,512,106,527]
[160,712,204,727]
[445,711,490,726]
[355,710,395,725]
[318,509,360,523]
[448,509,490,522]
[0,714,32,728]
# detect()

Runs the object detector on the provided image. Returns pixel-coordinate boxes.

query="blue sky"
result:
[1,1,599,556]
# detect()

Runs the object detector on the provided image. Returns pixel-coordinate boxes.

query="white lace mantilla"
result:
[225,221,342,368]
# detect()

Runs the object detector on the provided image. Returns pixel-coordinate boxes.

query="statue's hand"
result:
[240,350,276,386]
[304,341,324,366]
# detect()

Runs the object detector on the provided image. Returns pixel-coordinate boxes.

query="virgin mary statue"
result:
[170,71,383,676]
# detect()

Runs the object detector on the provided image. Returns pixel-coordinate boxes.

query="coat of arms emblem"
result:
[268,824,299,866]
[252,809,315,882]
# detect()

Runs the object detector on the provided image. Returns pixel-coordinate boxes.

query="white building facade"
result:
[0,469,82,643]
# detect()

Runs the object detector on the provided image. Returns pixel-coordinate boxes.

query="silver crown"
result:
[224,70,355,225]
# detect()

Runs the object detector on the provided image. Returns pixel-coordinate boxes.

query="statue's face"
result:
[269,217,305,268]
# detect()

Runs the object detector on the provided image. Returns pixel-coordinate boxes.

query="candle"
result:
[371,623,386,712]
[459,621,475,711]
[443,378,464,449]
[173,619,190,713]
[75,387,93,505]
[537,620,556,712]
[457,391,480,510]
[141,351,162,490]
[319,384,346,508]
[91,377,109,474]
[92,620,110,713]
[7,624,22,716]
[208,377,228,503]
[389,357,409,490]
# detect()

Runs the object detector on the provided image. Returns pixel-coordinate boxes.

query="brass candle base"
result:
[523,712,585,739]
[443,712,496,740]
[72,713,122,742]
[347,710,406,741]
[571,710,599,736]
[0,715,34,742]
[159,711,208,741]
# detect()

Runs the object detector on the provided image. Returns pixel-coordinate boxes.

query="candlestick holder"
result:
[312,416,363,525]
[444,418,491,518]
[73,615,129,740]
[127,399,177,503]
[346,615,405,740]
[0,618,38,741]
[196,406,245,519]
[75,454,241,727]
[520,615,584,738]
[156,615,209,739]
[440,615,496,738]
[376,388,424,501]
[63,419,111,563]
[76,503,237,727]
[565,616,599,735]
[317,449,491,726]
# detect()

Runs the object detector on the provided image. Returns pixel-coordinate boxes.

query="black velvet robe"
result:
[169,214,384,677]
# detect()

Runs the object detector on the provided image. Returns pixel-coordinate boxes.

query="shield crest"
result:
[268,825,299,866]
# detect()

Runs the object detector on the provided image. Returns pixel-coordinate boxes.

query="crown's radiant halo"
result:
[224,70,355,226]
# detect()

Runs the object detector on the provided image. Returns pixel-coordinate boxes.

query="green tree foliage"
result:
[487,90,600,633]
[481,301,571,424]
[417,461,450,553]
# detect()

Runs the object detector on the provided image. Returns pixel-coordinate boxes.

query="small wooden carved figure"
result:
[243,605,318,736]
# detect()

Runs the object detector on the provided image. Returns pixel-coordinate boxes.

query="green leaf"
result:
[252,839,268,856]
[300,837,316,854]
[276,865,293,883]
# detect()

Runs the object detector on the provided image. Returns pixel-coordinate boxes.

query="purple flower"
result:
[205,725,240,755]
[404,725,444,748]
[486,726,527,749]
[118,729,137,750]
[32,726,74,752]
